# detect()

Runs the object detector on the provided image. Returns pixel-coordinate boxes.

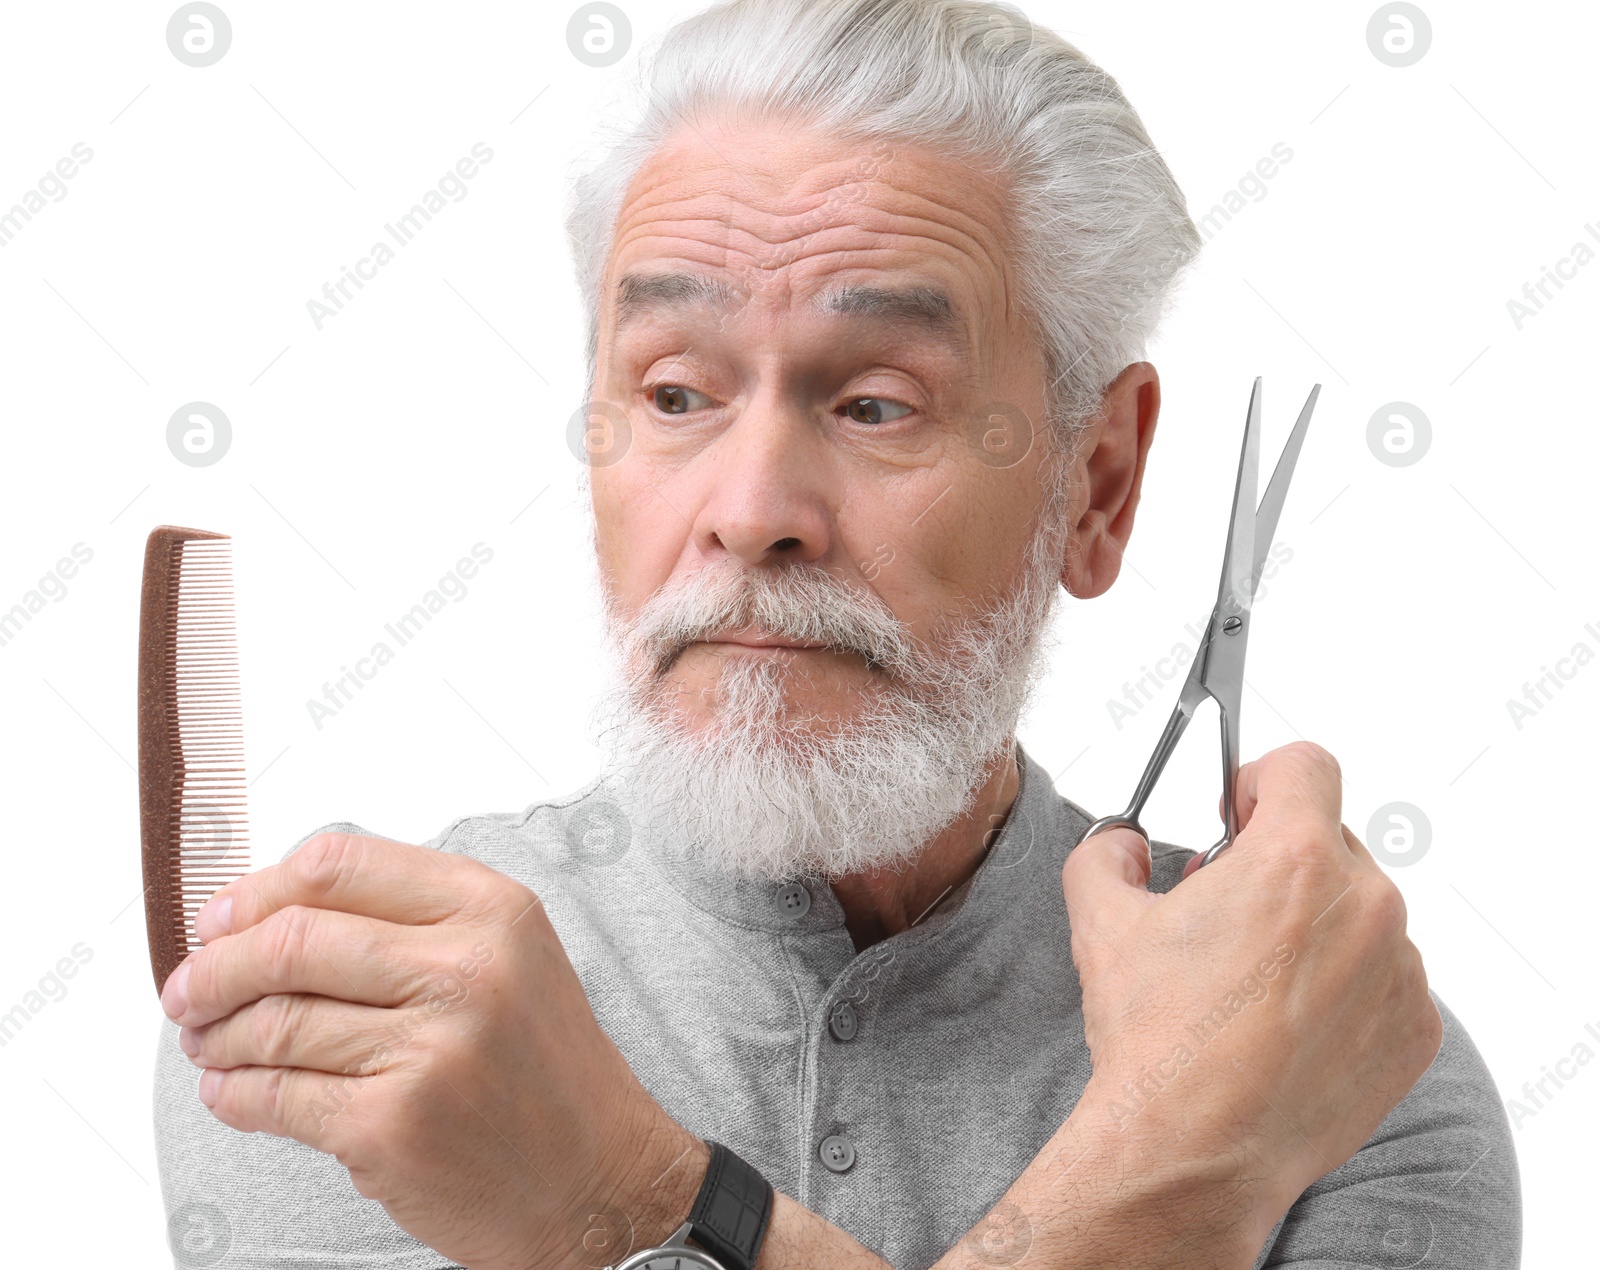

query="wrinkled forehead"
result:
[597,119,1021,365]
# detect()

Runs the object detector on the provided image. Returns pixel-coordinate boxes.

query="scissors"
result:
[1078,376,1320,869]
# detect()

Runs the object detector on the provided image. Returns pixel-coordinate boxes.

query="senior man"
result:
[153,2,1519,1268]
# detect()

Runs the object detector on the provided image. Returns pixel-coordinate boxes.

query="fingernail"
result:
[198,1068,221,1107]
[162,962,191,1020]
[195,893,233,942]
[178,1026,202,1059]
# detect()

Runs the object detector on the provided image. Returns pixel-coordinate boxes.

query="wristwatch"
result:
[605,1139,774,1270]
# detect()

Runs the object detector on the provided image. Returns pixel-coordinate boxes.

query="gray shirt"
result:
[153,742,1521,1268]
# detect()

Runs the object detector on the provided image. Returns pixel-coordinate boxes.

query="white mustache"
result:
[624,559,920,679]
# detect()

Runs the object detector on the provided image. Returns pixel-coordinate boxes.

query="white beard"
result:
[593,517,1068,883]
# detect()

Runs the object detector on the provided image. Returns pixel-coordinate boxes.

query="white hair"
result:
[563,0,1202,457]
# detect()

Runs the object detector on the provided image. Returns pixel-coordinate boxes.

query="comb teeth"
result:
[139,526,251,998]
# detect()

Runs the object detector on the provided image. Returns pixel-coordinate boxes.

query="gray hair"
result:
[564,0,1201,470]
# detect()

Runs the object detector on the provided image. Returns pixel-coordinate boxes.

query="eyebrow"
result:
[613,270,969,356]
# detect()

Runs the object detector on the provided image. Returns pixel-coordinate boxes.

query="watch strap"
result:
[686,1140,773,1270]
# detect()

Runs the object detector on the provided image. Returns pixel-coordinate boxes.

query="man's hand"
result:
[1059,740,1443,1247]
[159,832,704,1270]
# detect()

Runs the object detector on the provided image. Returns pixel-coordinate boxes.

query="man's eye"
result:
[842,397,913,426]
[648,384,712,414]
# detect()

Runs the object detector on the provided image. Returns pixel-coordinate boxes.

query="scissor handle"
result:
[1199,674,1246,868]
[1077,811,1149,848]
[1080,812,1235,873]
[1073,693,1191,854]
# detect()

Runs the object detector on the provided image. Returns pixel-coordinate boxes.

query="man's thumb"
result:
[1062,825,1154,945]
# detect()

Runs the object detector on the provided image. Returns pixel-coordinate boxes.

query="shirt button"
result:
[828,1001,858,1041]
[775,882,811,920]
[819,1134,856,1173]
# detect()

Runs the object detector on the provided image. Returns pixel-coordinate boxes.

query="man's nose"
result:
[691,397,832,566]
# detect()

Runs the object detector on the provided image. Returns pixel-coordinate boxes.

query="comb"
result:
[138,525,252,998]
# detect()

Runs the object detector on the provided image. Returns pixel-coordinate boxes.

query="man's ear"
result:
[1060,361,1161,599]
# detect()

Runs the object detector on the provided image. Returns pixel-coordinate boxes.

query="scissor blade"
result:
[1214,377,1261,625]
[1179,379,1316,705]
[1249,383,1320,592]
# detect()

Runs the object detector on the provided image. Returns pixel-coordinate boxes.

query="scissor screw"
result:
[1222,616,1242,635]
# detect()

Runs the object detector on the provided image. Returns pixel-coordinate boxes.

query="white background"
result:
[0,0,1594,1265]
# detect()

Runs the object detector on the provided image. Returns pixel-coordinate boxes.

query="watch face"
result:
[615,1250,726,1270]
